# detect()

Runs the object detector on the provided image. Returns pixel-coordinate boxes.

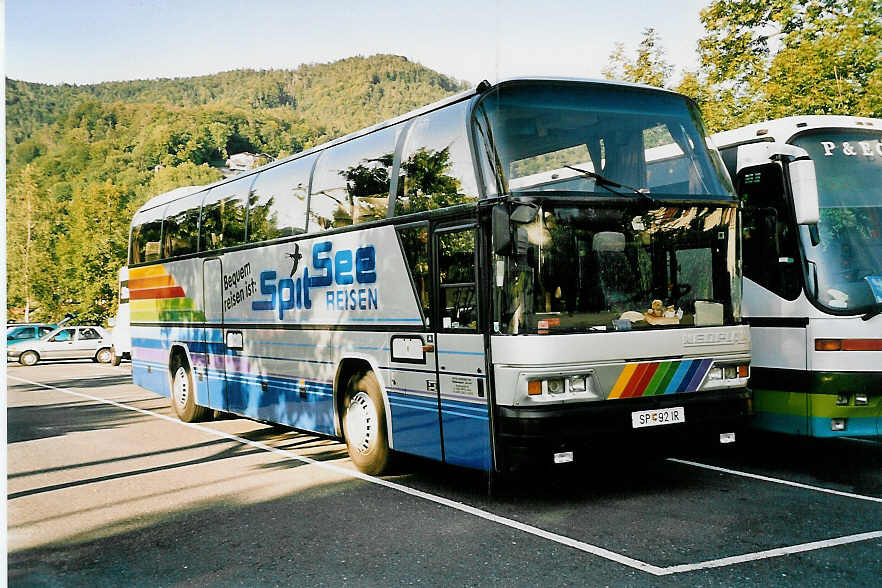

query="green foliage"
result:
[5,54,467,324]
[602,28,673,88]
[694,0,882,130]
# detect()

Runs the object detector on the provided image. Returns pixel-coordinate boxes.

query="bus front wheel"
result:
[342,370,390,475]
[171,356,208,422]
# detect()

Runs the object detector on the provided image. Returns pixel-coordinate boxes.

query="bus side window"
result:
[397,102,479,215]
[248,154,316,243]
[397,225,430,325]
[437,229,477,331]
[738,163,801,300]
[309,125,401,232]
[162,193,203,258]
[130,208,164,264]
[200,177,252,251]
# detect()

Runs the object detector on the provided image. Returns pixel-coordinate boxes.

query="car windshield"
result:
[493,202,740,334]
[792,129,882,311]
[473,82,733,199]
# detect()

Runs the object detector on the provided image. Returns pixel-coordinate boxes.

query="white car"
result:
[7,326,113,366]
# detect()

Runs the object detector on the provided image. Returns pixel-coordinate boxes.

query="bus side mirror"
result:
[735,142,819,226]
[492,205,512,255]
[788,158,820,225]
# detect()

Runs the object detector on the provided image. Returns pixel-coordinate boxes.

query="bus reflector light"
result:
[855,393,868,406]
[831,418,846,431]
[815,339,842,351]
[528,381,542,396]
[841,339,882,351]
[816,339,882,351]
[554,451,574,464]
[568,376,587,392]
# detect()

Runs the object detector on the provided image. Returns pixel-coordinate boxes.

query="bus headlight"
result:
[701,362,750,390]
[568,375,587,392]
[525,373,599,401]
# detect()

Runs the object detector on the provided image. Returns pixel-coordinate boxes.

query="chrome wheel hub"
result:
[173,367,189,408]
[345,391,375,455]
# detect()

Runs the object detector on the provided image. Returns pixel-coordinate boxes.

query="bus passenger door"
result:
[202,258,227,411]
[388,224,442,461]
[432,226,492,470]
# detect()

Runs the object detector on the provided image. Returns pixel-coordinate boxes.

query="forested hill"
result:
[7,54,469,148]
[5,55,469,323]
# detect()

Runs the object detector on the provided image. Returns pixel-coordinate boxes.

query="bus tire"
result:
[171,355,208,422]
[19,351,39,366]
[342,370,390,475]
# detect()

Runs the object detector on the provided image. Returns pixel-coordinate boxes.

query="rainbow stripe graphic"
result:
[607,358,713,399]
[129,266,205,323]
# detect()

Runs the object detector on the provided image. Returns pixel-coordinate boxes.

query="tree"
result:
[602,28,674,88]
[6,165,44,321]
[696,0,882,129]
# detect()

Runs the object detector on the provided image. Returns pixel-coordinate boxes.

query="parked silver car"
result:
[6,326,113,366]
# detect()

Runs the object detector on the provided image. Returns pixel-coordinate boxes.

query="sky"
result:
[6,0,713,86]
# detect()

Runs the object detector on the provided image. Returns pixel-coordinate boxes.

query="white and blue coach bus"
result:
[128,78,752,475]
[713,116,881,438]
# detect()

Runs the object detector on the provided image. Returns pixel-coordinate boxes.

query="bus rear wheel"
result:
[342,370,390,475]
[171,356,208,422]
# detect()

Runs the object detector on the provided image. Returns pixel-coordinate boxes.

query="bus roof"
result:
[136,77,686,214]
[712,115,882,148]
[134,185,206,216]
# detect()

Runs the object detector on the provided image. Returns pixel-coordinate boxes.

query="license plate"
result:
[631,406,685,428]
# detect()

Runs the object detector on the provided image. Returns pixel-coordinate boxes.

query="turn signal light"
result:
[815,339,842,351]
[528,380,542,396]
[737,364,749,378]
[816,339,882,351]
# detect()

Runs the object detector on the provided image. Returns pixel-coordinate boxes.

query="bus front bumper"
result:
[494,388,752,471]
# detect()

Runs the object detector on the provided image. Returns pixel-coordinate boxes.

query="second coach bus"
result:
[128,78,751,474]
[714,116,881,438]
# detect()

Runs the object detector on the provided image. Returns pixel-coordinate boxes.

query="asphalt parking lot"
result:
[6,361,881,586]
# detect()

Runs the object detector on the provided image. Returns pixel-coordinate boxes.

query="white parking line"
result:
[8,374,881,577]
[669,458,882,504]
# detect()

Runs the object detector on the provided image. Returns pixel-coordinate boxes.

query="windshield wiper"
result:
[563,165,653,201]
[861,302,882,321]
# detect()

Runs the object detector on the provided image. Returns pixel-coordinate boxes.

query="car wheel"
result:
[19,351,39,366]
[95,347,113,364]
[342,370,391,475]
[171,355,209,422]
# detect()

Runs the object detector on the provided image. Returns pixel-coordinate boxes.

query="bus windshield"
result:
[494,202,740,334]
[791,129,882,312]
[474,82,733,199]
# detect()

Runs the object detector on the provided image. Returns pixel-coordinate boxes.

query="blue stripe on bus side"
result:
[388,391,443,461]
[440,397,491,471]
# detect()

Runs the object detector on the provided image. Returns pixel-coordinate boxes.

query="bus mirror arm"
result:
[806,260,819,299]
[492,205,512,255]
